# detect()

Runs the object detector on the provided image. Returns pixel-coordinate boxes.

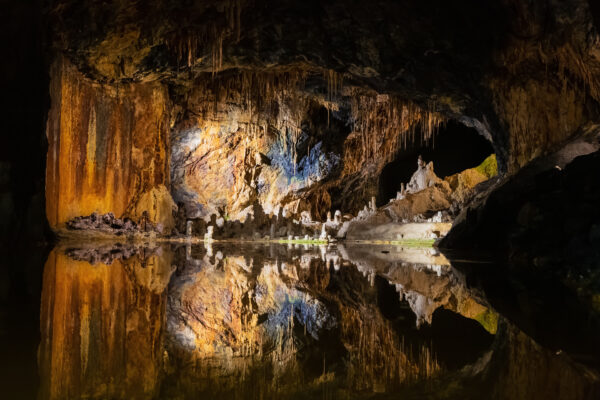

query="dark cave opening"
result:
[377,120,494,206]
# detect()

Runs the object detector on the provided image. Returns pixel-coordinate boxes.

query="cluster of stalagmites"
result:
[65,154,493,242]
[174,155,456,242]
[174,201,313,241]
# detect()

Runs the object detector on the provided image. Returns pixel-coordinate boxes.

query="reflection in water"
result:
[38,246,173,400]
[37,242,600,399]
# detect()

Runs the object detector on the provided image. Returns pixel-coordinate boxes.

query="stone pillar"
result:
[334,210,342,224]
[204,225,214,242]
[320,224,327,240]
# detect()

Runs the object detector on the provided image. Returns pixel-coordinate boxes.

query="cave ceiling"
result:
[48,0,600,171]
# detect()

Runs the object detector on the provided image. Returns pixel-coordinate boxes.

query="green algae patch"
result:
[474,309,499,334]
[475,154,498,178]
[387,239,436,247]
[591,293,600,313]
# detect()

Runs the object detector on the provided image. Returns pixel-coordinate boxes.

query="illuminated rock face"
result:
[45,57,174,231]
[38,247,173,400]
[444,154,498,205]
[168,74,450,221]
[170,94,342,219]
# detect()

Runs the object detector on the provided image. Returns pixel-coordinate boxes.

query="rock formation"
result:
[405,156,443,193]
[28,0,600,239]
[45,58,174,232]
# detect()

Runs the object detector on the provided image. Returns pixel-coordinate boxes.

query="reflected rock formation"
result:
[37,242,600,399]
[164,244,444,398]
[38,246,174,400]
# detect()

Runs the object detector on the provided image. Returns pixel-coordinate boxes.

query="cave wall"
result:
[170,73,345,220]
[44,55,448,227]
[169,76,446,220]
[45,58,175,231]
[488,0,600,172]
[40,0,600,227]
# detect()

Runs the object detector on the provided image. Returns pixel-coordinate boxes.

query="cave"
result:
[377,120,494,206]
[2,0,600,399]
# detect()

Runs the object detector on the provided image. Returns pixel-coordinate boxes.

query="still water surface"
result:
[2,241,599,399]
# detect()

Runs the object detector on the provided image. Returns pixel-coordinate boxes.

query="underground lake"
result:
[2,0,600,399]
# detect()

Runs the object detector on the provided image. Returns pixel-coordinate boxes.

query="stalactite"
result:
[165,0,247,73]
[349,92,446,168]
[323,69,344,126]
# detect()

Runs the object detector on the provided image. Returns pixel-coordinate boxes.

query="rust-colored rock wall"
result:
[45,57,173,231]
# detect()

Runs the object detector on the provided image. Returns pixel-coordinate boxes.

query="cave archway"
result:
[377,120,494,206]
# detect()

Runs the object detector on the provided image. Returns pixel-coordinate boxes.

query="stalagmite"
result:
[319,224,327,240]
[204,225,214,242]
[186,220,193,237]
[334,210,342,224]
[406,155,442,194]
[356,205,371,220]
[204,240,213,257]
